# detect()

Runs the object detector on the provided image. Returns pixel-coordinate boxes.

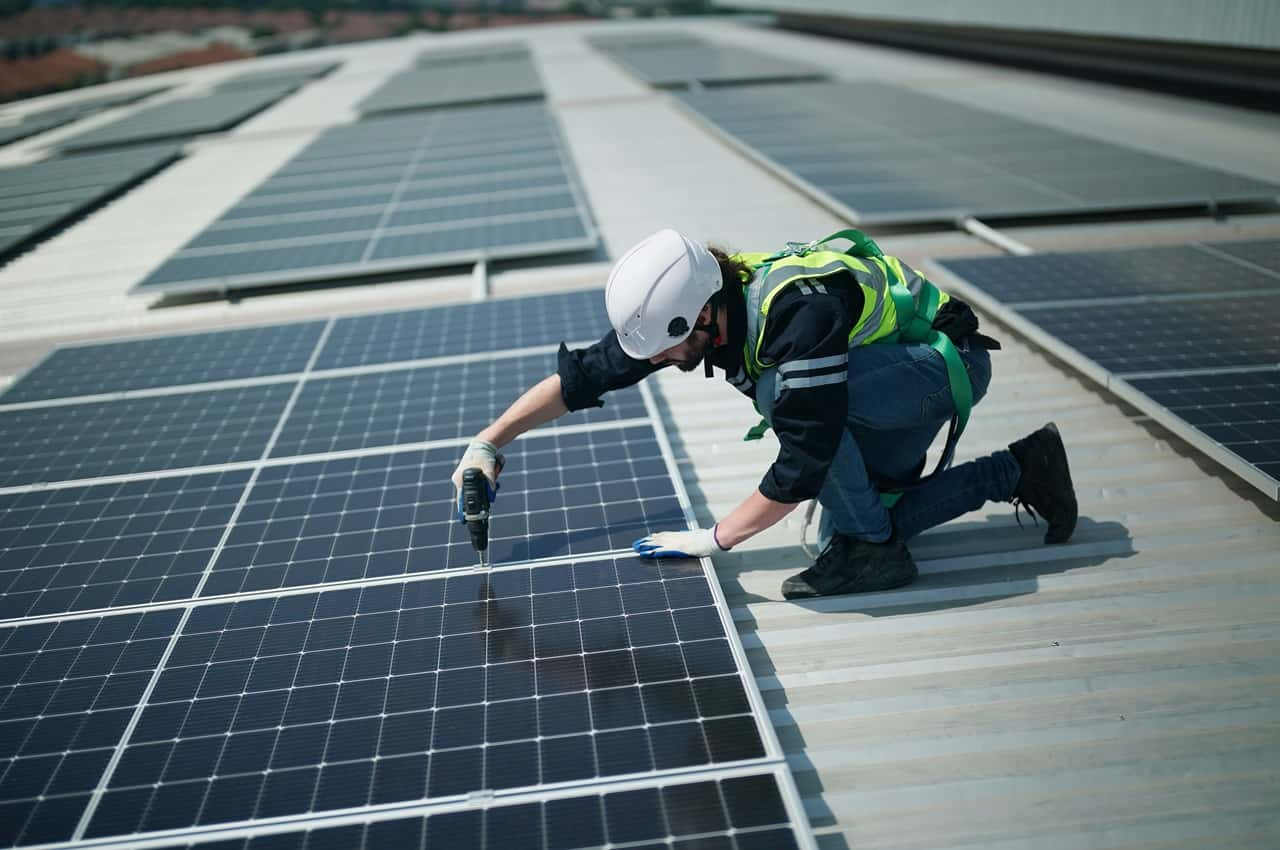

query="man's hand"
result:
[451,439,503,496]
[633,526,727,559]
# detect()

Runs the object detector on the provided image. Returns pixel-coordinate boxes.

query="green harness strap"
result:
[743,229,975,507]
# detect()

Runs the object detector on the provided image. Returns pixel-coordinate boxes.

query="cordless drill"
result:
[460,460,501,567]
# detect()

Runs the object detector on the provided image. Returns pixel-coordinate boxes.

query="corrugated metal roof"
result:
[1,19,1278,850]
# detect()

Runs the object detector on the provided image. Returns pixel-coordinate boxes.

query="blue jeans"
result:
[757,342,1020,546]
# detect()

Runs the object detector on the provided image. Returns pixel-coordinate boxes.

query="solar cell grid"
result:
[1019,293,1280,375]
[2,322,326,404]
[0,609,180,847]
[59,86,296,153]
[357,47,541,116]
[0,145,180,262]
[1126,369,1280,485]
[0,470,250,621]
[315,289,605,369]
[0,383,294,488]
[215,62,337,91]
[1203,238,1280,275]
[270,353,643,459]
[203,424,684,597]
[134,103,596,295]
[676,81,1280,223]
[937,244,1280,305]
[86,560,765,838]
[151,771,800,849]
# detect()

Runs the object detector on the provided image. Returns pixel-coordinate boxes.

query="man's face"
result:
[649,305,715,371]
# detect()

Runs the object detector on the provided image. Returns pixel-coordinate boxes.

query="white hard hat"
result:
[605,229,722,360]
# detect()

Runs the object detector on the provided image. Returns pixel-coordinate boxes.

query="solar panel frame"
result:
[81,558,774,840]
[141,766,806,850]
[0,609,182,847]
[132,103,598,296]
[0,321,328,404]
[0,145,181,263]
[0,289,815,848]
[675,81,1280,224]
[0,470,252,621]
[57,85,298,154]
[356,45,542,116]
[927,245,1280,501]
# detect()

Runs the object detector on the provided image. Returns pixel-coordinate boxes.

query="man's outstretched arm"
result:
[478,374,568,448]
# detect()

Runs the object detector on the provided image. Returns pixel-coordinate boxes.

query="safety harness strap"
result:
[743,228,976,508]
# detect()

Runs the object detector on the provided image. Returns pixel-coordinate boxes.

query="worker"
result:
[452,229,1077,599]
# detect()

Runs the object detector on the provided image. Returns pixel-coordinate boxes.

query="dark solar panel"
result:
[85,561,765,837]
[270,353,644,459]
[1126,369,1280,490]
[214,62,338,91]
[58,86,296,153]
[201,425,684,597]
[149,771,801,849]
[0,145,180,262]
[938,241,1280,499]
[0,384,294,488]
[0,86,165,148]
[591,35,823,88]
[677,81,1280,223]
[0,470,249,620]
[317,290,605,369]
[937,244,1280,305]
[1018,293,1280,375]
[133,104,596,295]
[1,322,326,403]
[0,609,180,847]
[357,45,541,115]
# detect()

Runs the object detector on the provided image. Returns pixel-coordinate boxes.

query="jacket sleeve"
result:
[557,330,662,411]
[757,286,854,504]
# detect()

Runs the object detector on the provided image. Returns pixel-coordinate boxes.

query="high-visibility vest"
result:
[733,229,974,500]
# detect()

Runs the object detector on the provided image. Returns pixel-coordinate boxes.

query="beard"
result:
[673,330,713,372]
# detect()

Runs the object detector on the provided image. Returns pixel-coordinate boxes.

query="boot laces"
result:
[1011,498,1040,530]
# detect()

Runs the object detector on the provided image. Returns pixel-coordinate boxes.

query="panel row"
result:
[935,239,1280,498]
[2,289,609,404]
[677,81,1280,224]
[0,558,772,845]
[0,424,681,620]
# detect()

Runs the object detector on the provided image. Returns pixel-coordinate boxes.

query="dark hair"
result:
[707,244,754,292]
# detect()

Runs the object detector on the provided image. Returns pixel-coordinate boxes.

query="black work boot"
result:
[781,533,918,600]
[1007,422,1078,544]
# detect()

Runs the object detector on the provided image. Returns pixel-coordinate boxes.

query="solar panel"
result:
[134,103,597,296]
[270,353,646,459]
[146,770,802,849]
[590,34,824,88]
[0,287,812,847]
[1124,369,1280,496]
[0,383,294,488]
[0,608,181,847]
[0,470,250,620]
[317,290,606,369]
[677,81,1280,223]
[214,62,339,92]
[0,86,165,148]
[83,560,766,838]
[202,424,684,598]
[58,85,297,153]
[937,244,1280,305]
[357,45,541,115]
[0,145,181,261]
[935,239,1280,499]
[1,321,327,403]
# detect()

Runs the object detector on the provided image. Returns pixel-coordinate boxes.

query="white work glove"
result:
[633,526,728,559]
[451,439,503,511]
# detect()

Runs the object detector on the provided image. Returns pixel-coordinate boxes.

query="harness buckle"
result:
[783,239,821,257]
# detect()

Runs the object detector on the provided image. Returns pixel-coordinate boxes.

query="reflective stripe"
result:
[812,283,828,294]
[778,353,847,376]
[779,370,847,391]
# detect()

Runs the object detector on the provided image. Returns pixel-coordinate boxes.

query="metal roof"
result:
[1,18,1278,850]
